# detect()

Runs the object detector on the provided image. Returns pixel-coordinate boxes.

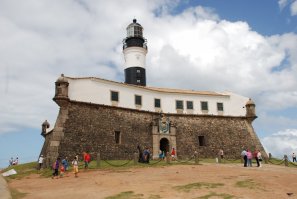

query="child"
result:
[59,164,65,178]
[72,156,78,177]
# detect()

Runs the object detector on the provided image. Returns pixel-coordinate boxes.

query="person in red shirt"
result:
[83,152,91,169]
[253,149,260,167]
[171,147,176,161]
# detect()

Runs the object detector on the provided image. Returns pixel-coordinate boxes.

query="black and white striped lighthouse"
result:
[123,19,147,86]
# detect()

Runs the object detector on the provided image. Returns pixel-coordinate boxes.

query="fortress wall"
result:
[58,102,154,160]
[49,101,266,161]
[173,116,253,158]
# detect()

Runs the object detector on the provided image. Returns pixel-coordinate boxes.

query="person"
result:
[246,150,252,167]
[52,157,60,179]
[159,150,163,160]
[241,149,247,167]
[257,151,262,167]
[219,149,224,159]
[9,157,13,166]
[171,147,176,161]
[253,150,260,167]
[292,153,296,162]
[62,157,69,171]
[143,147,150,163]
[13,157,19,165]
[161,151,165,160]
[38,155,44,170]
[137,145,144,163]
[72,156,79,177]
[83,152,91,169]
[60,164,65,178]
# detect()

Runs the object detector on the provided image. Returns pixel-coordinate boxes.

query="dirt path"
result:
[9,163,297,199]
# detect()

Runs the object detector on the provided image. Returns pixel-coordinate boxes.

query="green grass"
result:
[197,192,235,199]
[2,162,40,181]
[105,191,144,199]
[10,188,27,199]
[235,179,259,189]
[174,182,224,192]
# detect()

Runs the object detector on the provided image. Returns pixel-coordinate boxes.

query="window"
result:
[176,100,183,109]
[115,131,121,144]
[198,136,205,146]
[187,101,193,109]
[217,102,224,111]
[201,101,208,111]
[111,91,119,102]
[136,69,140,73]
[155,98,161,108]
[135,95,142,105]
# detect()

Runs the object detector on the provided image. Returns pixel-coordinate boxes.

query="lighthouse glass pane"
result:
[127,27,134,37]
[134,26,143,37]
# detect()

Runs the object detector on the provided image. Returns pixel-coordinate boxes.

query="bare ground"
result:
[8,163,297,199]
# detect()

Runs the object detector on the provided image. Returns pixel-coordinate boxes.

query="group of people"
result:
[8,157,19,166]
[137,146,176,163]
[158,147,176,161]
[38,151,91,179]
[241,149,262,167]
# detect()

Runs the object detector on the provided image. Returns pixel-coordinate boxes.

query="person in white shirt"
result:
[38,155,44,170]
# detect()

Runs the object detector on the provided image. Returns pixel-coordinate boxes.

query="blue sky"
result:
[1,0,297,168]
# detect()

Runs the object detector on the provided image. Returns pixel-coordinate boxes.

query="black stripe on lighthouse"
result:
[124,67,146,86]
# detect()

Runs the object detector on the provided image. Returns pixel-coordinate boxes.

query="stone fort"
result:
[40,19,266,166]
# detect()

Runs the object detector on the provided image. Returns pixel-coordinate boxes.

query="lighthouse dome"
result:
[126,19,143,38]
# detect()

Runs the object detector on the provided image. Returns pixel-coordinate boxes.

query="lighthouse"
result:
[123,19,147,86]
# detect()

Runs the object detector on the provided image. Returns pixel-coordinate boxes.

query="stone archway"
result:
[160,138,169,153]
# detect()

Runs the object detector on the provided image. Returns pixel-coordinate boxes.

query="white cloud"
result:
[278,0,289,10]
[291,0,297,15]
[262,129,297,159]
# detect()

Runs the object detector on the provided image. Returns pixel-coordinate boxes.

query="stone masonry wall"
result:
[50,101,266,161]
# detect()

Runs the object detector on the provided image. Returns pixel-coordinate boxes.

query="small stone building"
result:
[40,19,266,167]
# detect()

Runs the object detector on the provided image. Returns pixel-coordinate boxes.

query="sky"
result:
[0,0,297,168]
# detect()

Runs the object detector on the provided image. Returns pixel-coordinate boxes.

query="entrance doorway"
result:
[160,138,169,153]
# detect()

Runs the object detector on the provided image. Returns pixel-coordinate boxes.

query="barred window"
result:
[155,98,161,108]
[111,91,119,102]
[135,95,142,105]
[176,100,183,109]
[217,102,224,111]
[187,101,193,109]
[201,101,208,111]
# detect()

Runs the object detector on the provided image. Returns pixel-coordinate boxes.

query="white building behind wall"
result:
[66,77,248,116]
